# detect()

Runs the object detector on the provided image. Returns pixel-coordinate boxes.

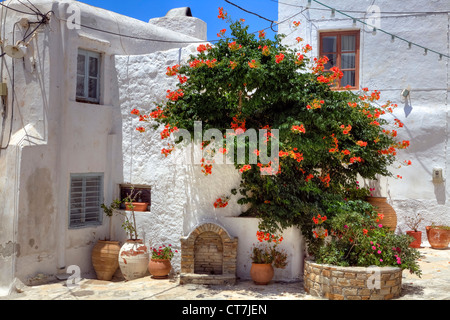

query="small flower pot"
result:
[125,202,149,212]
[406,231,422,248]
[426,226,450,249]
[250,263,274,285]
[148,259,172,279]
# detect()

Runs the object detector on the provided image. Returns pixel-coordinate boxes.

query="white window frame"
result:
[69,173,104,228]
[76,49,101,104]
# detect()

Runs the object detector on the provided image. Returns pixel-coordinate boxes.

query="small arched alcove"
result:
[180,222,237,285]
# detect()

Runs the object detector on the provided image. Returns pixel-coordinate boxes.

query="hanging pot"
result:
[91,240,121,280]
[118,239,149,280]
[148,259,172,279]
[366,197,397,231]
[250,263,274,285]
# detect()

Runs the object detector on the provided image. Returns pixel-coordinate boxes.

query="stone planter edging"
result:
[304,260,402,300]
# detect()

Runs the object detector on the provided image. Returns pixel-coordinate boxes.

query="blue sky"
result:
[79,0,279,41]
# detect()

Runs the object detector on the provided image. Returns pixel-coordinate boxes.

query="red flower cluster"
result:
[256,231,283,244]
[228,41,242,51]
[197,43,212,52]
[213,196,229,208]
[218,7,227,20]
[239,164,251,173]
[160,124,178,140]
[291,124,306,133]
[166,89,184,101]
[165,64,179,76]
[275,53,285,63]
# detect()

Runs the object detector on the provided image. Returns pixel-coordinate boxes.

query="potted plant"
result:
[148,244,178,279]
[249,231,288,285]
[118,187,149,280]
[404,212,424,248]
[426,223,450,249]
[121,184,149,212]
[91,199,122,281]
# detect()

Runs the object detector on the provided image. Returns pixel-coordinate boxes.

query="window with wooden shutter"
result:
[69,173,103,228]
[319,30,360,89]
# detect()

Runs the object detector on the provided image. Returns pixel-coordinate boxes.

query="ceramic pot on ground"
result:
[118,239,149,280]
[250,263,274,285]
[366,197,397,231]
[426,226,450,249]
[406,231,422,248]
[92,240,121,280]
[148,259,172,279]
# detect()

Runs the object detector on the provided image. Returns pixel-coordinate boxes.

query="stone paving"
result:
[1,246,449,301]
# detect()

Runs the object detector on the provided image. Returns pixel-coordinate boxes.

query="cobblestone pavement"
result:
[1,246,449,301]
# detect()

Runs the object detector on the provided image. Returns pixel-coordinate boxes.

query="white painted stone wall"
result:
[279,0,450,242]
[115,46,305,281]
[0,0,206,295]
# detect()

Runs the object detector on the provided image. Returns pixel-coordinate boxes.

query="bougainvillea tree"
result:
[131,9,413,265]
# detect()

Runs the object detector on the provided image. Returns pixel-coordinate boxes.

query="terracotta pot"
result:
[366,197,397,231]
[148,259,172,279]
[125,202,149,212]
[118,239,149,280]
[91,240,121,280]
[406,231,422,248]
[250,263,274,285]
[426,226,450,249]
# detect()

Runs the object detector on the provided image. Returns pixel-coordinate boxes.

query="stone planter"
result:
[304,260,402,300]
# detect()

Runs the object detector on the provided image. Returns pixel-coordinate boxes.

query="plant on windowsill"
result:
[117,187,149,281]
[91,198,122,281]
[404,211,424,248]
[249,231,287,285]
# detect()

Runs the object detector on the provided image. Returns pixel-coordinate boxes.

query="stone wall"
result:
[304,260,402,300]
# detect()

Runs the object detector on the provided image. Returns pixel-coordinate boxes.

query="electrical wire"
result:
[272,0,450,15]
[308,0,449,59]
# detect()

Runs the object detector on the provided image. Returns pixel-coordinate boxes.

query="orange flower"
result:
[275,53,285,63]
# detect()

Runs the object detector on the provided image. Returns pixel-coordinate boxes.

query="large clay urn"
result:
[118,239,149,280]
[92,240,121,280]
[366,197,397,232]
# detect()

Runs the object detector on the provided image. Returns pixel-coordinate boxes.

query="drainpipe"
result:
[54,2,66,274]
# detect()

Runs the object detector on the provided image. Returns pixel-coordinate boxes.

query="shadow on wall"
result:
[433,182,446,205]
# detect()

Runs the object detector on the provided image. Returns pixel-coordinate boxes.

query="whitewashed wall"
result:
[0,0,206,295]
[279,0,450,241]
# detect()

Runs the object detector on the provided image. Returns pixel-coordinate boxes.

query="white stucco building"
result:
[1,0,449,296]
[0,0,304,296]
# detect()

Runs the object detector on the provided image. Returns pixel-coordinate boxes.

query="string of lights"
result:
[305,0,449,59]
[0,0,448,60]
